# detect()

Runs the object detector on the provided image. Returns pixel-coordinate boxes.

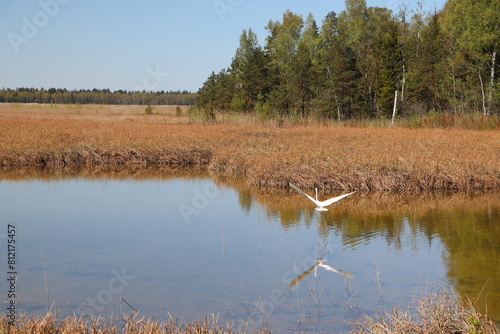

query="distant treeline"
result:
[196,0,499,119]
[0,87,197,105]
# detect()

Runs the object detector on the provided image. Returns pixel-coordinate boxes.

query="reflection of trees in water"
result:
[215,179,499,323]
[423,205,500,324]
[5,168,499,323]
[244,188,500,325]
[237,190,253,214]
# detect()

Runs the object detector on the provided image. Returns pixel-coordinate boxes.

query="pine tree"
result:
[231,29,268,111]
[265,10,304,116]
[407,13,443,112]
[316,11,359,119]
[370,7,402,117]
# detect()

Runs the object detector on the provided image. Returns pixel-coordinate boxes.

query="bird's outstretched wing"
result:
[318,192,356,207]
[289,182,318,205]
[289,262,318,287]
[317,262,355,279]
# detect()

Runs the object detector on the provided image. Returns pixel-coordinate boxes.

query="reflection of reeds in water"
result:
[231,185,500,235]
[248,188,500,215]
[289,258,354,287]
[0,165,210,181]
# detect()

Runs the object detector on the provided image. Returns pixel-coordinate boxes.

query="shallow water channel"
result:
[1,168,499,332]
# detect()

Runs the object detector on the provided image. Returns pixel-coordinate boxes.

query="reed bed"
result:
[1,291,497,333]
[1,104,499,191]
[0,313,270,334]
[1,147,211,167]
[353,289,499,333]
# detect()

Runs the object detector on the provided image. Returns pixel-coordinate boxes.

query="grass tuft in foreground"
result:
[0,313,271,334]
[353,289,499,334]
[0,290,498,333]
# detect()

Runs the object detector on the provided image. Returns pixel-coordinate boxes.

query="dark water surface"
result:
[1,168,499,332]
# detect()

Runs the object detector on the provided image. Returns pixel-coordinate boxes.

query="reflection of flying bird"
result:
[289,258,354,287]
[289,183,355,211]
[316,259,354,279]
[289,262,317,287]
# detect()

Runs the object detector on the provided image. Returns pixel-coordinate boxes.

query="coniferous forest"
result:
[0,88,197,106]
[196,0,500,120]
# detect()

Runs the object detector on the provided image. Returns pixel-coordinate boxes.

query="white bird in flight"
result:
[289,182,355,211]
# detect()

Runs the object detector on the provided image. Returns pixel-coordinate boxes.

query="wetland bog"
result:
[1,104,499,332]
[0,103,499,191]
[0,167,499,333]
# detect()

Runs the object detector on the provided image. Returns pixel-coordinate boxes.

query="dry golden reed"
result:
[1,292,496,334]
[0,313,271,334]
[353,289,499,334]
[1,103,499,191]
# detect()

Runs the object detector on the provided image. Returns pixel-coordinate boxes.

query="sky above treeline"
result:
[1,0,446,93]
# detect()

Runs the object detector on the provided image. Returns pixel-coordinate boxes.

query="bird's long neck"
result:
[315,188,318,201]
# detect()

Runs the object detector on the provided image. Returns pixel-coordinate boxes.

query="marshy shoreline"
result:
[1,288,499,334]
[1,103,499,333]
[1,103,498,192]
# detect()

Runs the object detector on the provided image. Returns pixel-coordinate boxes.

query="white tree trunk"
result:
[401,63,406,102]
[392,90,398,124]
[488,48,497,113]
[479,71,487,115]
[452,70,457,114]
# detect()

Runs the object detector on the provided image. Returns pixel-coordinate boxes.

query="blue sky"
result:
[1,0,446,93]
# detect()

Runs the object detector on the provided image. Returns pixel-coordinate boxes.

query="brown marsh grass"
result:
[1,103,499,191]
[0,313,271,334]
[353,288,499,334]
[1,292,497,334]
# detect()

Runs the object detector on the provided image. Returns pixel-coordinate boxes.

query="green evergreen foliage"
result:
[144,104,153,115]
[0,88,197,106]
[175,105,182,116]
[196,0,499,119]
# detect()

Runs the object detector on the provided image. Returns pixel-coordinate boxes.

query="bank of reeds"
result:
[353,289,499,333]
[2,291,498,333]
[0,147,211,167]
[0,313,270,334]
[1,104,499,191]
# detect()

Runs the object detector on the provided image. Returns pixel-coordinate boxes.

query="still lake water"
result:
[1,168,499,333]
